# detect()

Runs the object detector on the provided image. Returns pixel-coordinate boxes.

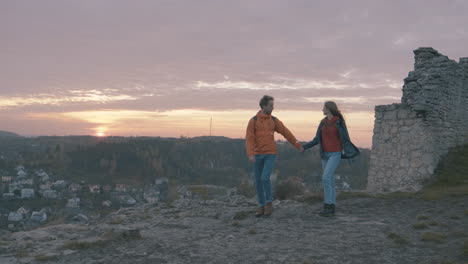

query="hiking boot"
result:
[255,206,264,217]
[264,202,273,216]
[319,203,335,217]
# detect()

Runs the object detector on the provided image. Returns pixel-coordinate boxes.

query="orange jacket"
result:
[245,111,301,157]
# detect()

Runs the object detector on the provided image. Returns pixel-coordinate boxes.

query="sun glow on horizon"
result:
[24,109,375,148]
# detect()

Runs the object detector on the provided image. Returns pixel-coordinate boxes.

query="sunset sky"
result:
[1,1,467,148]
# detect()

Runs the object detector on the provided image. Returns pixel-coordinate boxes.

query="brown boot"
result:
[264,202,273,216]
[255,206,264,217]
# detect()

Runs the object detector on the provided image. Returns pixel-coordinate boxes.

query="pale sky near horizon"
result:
[1,0,467,148]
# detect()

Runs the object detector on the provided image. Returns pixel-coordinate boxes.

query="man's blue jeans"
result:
[321,152,341,204]
[254,154,276,207]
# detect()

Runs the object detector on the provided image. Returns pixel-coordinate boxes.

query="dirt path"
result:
[0,195,467,264]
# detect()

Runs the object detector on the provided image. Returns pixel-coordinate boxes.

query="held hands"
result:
[296,141,304,153]
[249,156,255,162]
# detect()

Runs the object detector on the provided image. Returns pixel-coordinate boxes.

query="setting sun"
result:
[96,132,105,137]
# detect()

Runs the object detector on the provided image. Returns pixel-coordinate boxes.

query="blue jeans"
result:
[254,154,276,207]
[321,152,341,204]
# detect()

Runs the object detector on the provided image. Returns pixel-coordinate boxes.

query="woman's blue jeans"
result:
[254,154,276,207]
[321,152,341,204]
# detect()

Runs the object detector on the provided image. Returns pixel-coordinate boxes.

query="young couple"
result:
[245,95,359,217]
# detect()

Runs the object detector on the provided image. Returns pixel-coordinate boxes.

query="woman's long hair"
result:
[324,101,344,120]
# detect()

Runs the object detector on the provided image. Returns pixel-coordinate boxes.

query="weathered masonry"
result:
[367,47,468,192]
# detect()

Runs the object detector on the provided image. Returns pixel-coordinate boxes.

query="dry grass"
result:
[417,215,430,220]
[462,240,468,256]
[238,181,255,198]
[421,232,447,243]
[295,192,323,205]
[412,222,429,230]
[231,221,241,227]
[233,211,250,221]
[387,232,409,245]
[108,217,124,225]
[61,240,106,250]
[15,250,29,258]
[62,229,142,251]
[275,179,305,200]
[375,192,416,199]
[248,228,257,235]
[337,191,373,200]
[450,231,467,238]
[418,185,468,200]
[35,254,59,262]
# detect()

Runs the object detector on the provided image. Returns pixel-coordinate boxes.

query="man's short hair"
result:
[259,95,274,109]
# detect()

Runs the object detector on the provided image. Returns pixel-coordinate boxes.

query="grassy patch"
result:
[449,215,461,220]
[108,217,124,225]
[295,192,323,205]
[35,254,59,262]
[248,228,257,235]
[450,231,467,238]
[61,240,106,250]
[417,215,430,220]
[15,250,29,258]
[427,145,468,187]
[189,186,209,196]
[464,209,468,216]
[238,181,255,198]
[418,144,468,200]
[421,232,447,243]
[412,222,429,230]
[387,232,409,245]
[0,240,9,246]
[275,178,305,200]
[375,192,416,199]
[233,211,249,221]
[418,185,468,200]
[337,191,373,200]
[62,229,142,251]
[463,240,468,256]
[428,220,440,226]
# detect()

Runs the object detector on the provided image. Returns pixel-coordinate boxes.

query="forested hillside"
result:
[0,136,370,189]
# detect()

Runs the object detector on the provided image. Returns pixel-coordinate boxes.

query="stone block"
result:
[383,111,397,120]
[397,109,408,119]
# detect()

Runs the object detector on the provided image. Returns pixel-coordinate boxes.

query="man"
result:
[245,95,303,217]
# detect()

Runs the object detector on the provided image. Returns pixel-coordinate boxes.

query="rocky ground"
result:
[0,194,467,264]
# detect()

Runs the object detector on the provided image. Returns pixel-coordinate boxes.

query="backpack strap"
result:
[253,115,277,134]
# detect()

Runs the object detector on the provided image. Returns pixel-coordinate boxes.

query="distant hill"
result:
[0,131,20,137]
[191,136,233,142]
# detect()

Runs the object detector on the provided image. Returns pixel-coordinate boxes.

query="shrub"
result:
[421,232,447,243]
[275,178,305,200]
[238,181,255,198]
[387,232,409,245]
[417,215,430,220]
[233,211,249,221]
[412,223,428,229]
[248,228,257,235]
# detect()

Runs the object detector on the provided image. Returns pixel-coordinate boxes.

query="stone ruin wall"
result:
[367,47,468,192]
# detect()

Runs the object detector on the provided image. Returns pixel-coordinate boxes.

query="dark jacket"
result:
[302,118,360,160]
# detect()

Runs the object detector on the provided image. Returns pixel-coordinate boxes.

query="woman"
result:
[302,101,359,217]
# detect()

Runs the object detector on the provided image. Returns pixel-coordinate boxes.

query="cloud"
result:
[0,90,137,109]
